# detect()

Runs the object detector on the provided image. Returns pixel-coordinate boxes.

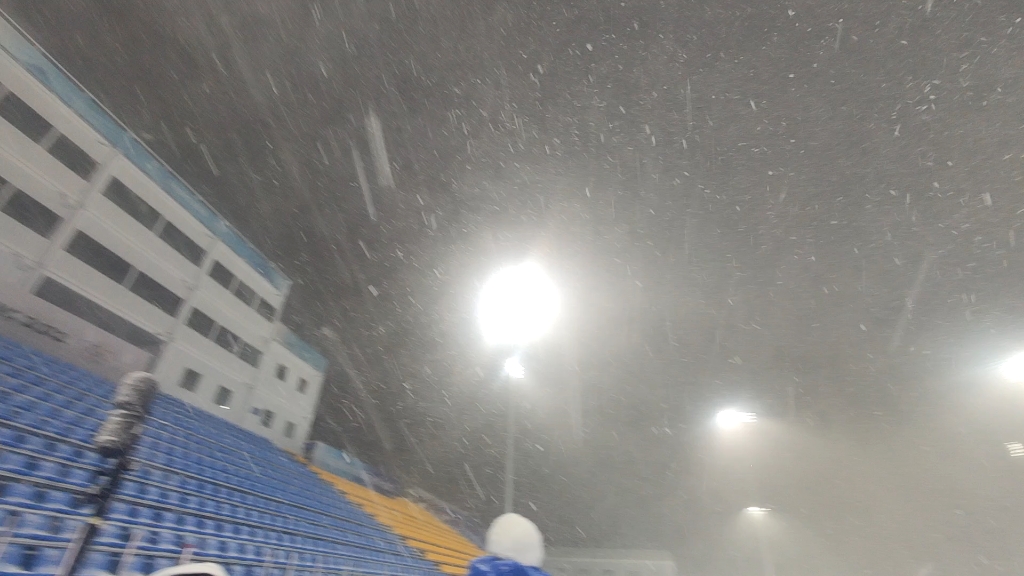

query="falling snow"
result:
[18,0,1024,572]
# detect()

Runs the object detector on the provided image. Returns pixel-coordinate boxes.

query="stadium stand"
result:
[311,469,482,576]
[0,335,447,576]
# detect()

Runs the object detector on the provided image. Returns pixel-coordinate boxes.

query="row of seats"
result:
[0,428,105,470]
[0,391,373,540]
[1,543,432,576]
[105,500,424,563]
[0,498,435,575]
[0,344,338,512]
[0,480,93,516]
[123,462,402,549]
[311,467,483,576]
[1,369,377,536]
[0,543,67,576]
[0,420,417,561]
[0,508,85,542]
[0,335,446,576]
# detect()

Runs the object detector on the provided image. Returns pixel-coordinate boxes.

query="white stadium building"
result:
[0,15,325,451]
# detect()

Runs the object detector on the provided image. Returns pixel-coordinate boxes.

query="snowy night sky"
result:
[8,0,1024,573]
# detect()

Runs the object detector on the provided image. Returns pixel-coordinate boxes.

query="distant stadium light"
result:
[1006,442,1024,458]
[504,356,526,380]
[715,409,757,430]
[1000,351,1024,383]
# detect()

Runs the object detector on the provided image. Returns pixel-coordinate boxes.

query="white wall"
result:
[0,245,151,381]
[241,340,325,451]
[151,340,248,425]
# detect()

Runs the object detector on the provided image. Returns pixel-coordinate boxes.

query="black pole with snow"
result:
[57,372,159,576]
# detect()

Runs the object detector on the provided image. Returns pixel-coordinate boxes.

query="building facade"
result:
[0,14,325,451]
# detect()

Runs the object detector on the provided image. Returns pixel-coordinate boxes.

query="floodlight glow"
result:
[715,409,757,429]
[478,262,560,346]
[745,506,771,514]
[505,356,526,379]
[1001,351,1024,383]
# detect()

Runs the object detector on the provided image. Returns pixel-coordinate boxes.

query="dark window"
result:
[276,364,287,381]
[179,369,201,393]
[185,308,215,337]
[64,232,130,284]
[208,261,234,289]
[103,179,160,229]
[260,409,275,428]
[239,343,262,368]
[0,91,52,141]
[214,325,242,354]
[33,277,161,353]
[1,189,61,238]
[129,272,182,316]
[159,222,204,265]
[233,281,256,306]
[297,378,308,394]
[256,299,276,321]
[213,386,232,408]
[48,135,96,180]
[284,421,295,438]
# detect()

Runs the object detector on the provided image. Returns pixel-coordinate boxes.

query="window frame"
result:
[0,186,62,238]
[213,385,233,408]
[260,409,275,428]
[179,369,201,393]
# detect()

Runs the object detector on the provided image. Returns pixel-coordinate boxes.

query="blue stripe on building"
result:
[0,15,292,293]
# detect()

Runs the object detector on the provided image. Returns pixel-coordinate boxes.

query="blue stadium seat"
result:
[0,544,66,576]
[2,482,41,508]
[37,489,70,513]
[0,450,30,475]
[36,546,67,575]
[125,554,157,575]
[94,523,130,546]
[80,549,118,575]
[107,500,133,521]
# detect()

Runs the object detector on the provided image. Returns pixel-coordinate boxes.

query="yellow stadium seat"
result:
[305,463,484,574]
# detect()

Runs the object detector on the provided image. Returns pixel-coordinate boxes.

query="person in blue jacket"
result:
[468,513,550,576]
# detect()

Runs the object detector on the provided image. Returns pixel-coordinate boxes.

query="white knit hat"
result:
[485,513,545,568]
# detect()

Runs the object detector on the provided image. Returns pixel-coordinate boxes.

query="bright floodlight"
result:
[478,262,560,346]
[1000,351,1024,383]
[504,356,526,380]
[745,506,771,514]
[715,409,757,429]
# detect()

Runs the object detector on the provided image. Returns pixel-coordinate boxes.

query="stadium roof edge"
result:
[0,11,292,293]
[280,328,327,373]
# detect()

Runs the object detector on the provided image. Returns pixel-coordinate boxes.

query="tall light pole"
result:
[744,506,775,576]
[477,263,559,513]
[503,356,525,513]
